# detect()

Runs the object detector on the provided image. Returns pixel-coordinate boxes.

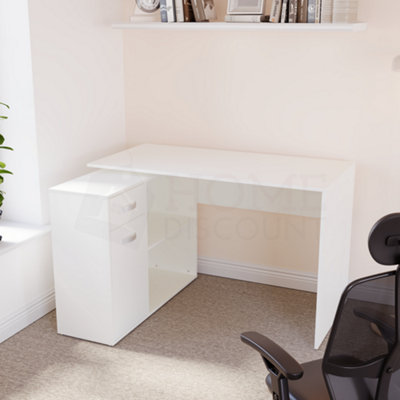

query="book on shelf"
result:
[297,0,308,22]
[183,0,195,21]
[315,0,321,23]
[166,0,177,21]
[321,0,333,23]
[192,0,207,21]
[160,0,168,22]
[288,0,298,23]
[155,0,358,24]
[224,14,269,22]
[269,0,282,23]
[175,0,185,21]
[307,0,317,23]
[280,0,289,22]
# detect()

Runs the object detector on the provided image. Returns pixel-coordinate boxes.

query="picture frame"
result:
[226,0,266,15]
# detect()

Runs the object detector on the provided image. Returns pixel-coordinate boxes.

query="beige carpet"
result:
[0,274,325,400]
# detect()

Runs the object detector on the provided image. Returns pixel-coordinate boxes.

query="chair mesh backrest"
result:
[322,271,400,400]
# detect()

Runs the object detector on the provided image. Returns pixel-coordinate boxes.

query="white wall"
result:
[0,0,130,342]
[123,0,400,280]
[0,0,43,224]
[1,0,129,225]
[28,0,129,223]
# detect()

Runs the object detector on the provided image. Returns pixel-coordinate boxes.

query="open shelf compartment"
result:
[146,175,198,314]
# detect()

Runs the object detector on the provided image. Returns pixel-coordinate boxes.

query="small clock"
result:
[136,0,160,13]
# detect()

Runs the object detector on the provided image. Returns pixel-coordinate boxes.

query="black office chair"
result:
[241,213,400,400]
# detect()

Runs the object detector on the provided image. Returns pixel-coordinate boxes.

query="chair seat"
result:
[266,359,330,400]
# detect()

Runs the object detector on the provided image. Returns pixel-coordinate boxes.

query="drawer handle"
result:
[121,233,137,244]
[122,202,137,213]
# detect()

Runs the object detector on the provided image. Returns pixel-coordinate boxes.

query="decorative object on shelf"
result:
[203,0,217,21]
[131,0,161,22]
[227,0,266,14]
[226,0,267,22]
[0,102,14,242]
[136,0,160,12]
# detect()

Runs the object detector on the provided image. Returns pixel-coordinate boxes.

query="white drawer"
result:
[109,184,146,229]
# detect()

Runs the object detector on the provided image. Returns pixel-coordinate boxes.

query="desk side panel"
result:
[49,191,114,344]
[314,164,355,349]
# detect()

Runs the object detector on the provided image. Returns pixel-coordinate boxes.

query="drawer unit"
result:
[50,170,151,345]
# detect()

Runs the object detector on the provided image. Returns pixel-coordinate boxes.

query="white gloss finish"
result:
[50,171,150,346]
[89,144,353,192]
[89,144,355,349]
[314,164,355,348]
[50,169,198,346]
[112,22,367,31]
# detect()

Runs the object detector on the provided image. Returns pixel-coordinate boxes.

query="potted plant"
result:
[0,102,13,241]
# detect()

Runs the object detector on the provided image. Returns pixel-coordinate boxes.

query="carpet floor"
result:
[0,274,325,400]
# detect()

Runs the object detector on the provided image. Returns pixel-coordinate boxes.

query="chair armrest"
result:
[241,331,303,380]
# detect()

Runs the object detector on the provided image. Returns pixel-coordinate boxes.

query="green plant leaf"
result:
[0,102,10,109]
[0,162,5,168]
[0,169,13,175]
[0,146,14,151]
[0,116,8,119]
[0,134,4,145]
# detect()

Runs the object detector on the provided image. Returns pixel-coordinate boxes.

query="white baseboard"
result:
[0,289,55,344]
[198,256,317,293]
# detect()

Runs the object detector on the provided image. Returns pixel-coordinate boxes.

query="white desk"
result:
[50,144,355,348]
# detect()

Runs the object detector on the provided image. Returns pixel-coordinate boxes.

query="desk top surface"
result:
[88,144,354,192]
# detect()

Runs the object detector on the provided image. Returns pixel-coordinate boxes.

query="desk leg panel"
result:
[314,165,355,349]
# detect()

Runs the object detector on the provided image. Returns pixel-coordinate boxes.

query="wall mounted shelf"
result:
[112,22,367,32]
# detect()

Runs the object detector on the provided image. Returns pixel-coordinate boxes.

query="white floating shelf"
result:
[112,22,367,32]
